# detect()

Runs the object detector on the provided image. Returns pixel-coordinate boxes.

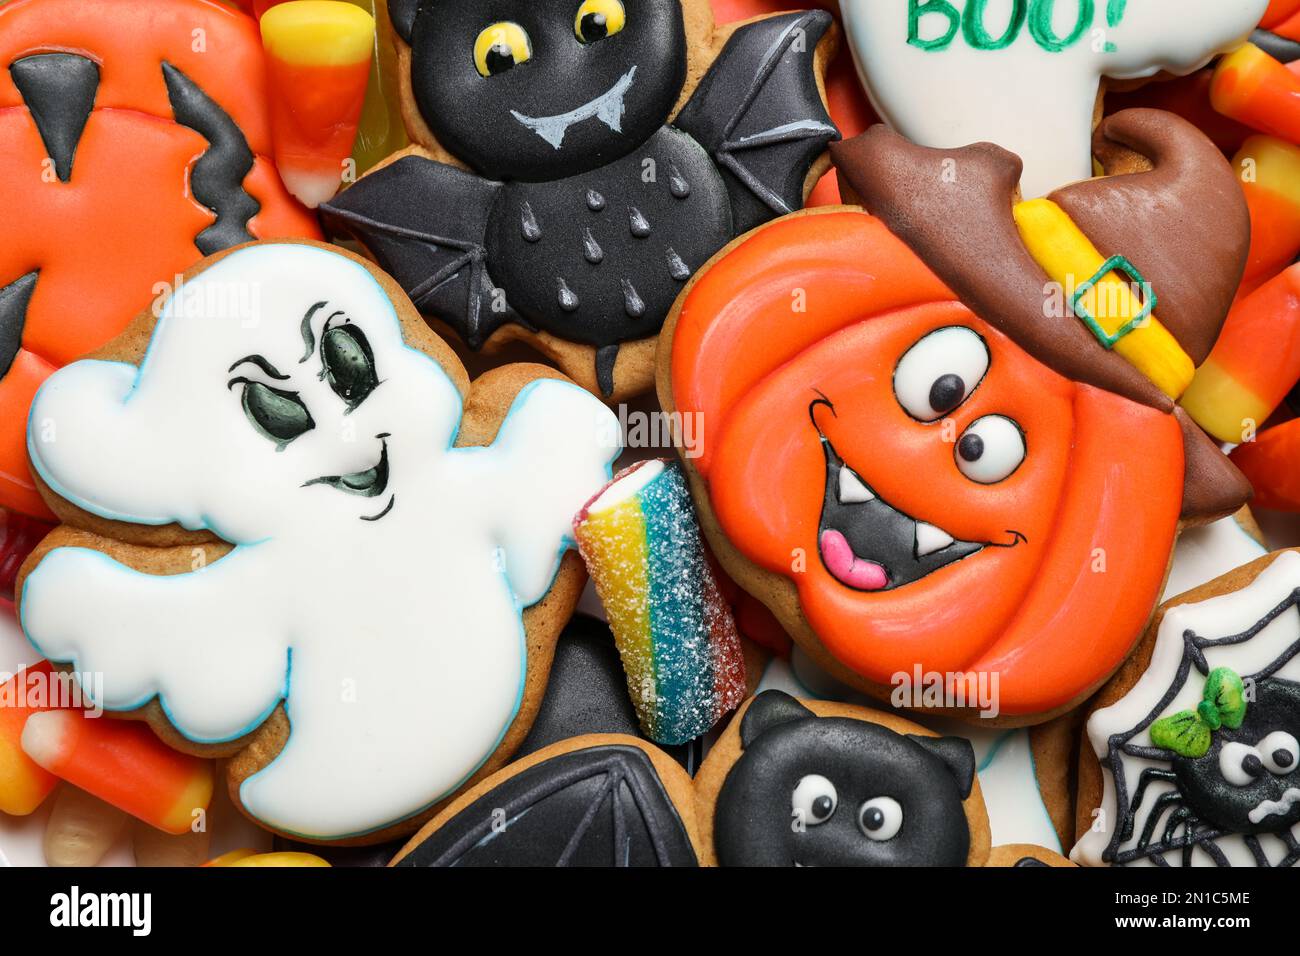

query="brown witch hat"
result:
[829,109,1252,522]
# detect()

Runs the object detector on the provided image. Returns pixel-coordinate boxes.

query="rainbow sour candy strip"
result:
[574,459,746,745]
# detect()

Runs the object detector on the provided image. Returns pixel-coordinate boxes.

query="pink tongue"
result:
[819,530,888,591]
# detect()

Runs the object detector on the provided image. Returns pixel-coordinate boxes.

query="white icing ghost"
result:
[20,244,621,840]
[840,0,1268,197]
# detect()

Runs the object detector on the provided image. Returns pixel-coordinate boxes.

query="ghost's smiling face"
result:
[226,303,396,522]
[408,0,687,181]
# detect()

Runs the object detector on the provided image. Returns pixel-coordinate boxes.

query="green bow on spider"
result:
[1150,667,1248,759]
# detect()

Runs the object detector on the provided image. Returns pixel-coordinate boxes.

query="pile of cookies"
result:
[1,0,1298,869]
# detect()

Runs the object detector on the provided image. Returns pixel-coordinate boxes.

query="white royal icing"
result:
[840,0,1267,197]
[20,244,621,839]
[1073,550,1300,866]
[1163,513,1266,602]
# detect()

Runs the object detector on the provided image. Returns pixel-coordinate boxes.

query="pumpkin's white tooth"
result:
[915,521,954,557]
[838,466,875,504]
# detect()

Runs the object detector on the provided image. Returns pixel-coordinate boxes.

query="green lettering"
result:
[1028,0,1094,52]
[908,0,962,51]
[963,0,1028,50]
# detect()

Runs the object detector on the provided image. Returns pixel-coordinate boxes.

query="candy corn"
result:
[132,820,211,867]
[0,660,60,815]
[22,709,214,835]
[1231,417,1300,511]
[1211,43,1300,145]
[205,850,330,867]
[1234,136,1300,292]
[44,786,128,867]
[260,1,374,208]
[1181,264,1300,444]
[1264,0,1300,33]
[573,459,747,746]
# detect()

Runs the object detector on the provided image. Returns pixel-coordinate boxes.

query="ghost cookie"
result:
[16,240,621,843]
[391,690,1071,866]
[839,0,1267,196]
[1073,550,1300,867]
[658,110,1253,724]
[319,0,840,400]
[0,0,320,521]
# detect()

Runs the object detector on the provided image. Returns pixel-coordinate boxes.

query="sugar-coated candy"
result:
[132,819,212,867]
[1231,416,1300,510]
[1212,43,1300,145]
[260,0,374,207]
[43,786,128,867]
[573,459,746,746]
[0,660,60,815]
[1181,263,1300,443]
[22,709,214,835]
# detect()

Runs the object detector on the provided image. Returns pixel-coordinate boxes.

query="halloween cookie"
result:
[1073,550,1300,867]
[838,0,1266,197]
[319,0,840,400]
[16,240,621,843]
[391,690,1071,866]
[0,0,321,521]
[658,109,1253,724]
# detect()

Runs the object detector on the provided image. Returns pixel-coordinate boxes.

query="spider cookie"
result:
[319,0,840,400]
[0,0,320,521]
[659,109,1253,724]
[16,241,621,842]
[839,0,1266,197]
[1073,550,1300,867]
[391,690,1071,866]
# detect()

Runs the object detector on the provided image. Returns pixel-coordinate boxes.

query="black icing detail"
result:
[320,323,379,409]
[231,379,315,449]
[320,3,839,395]
[161,62,259,255]
[389,0,420,45]
[1101,589,1300,867]
[518,615,701,772]
[10,53,99,183]
[675,11,840,234]
[0,272,38,379]
[715,691,974,867]
[395,745,698,867]
[1015,856,1050,867]
[1252,29,1300,64]
[303,439,390,498]
[272,835,404,867]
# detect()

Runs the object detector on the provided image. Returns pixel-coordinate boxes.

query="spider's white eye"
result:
[1259,731,1299,775]
[955,415,1026,484]
[792,774,837,826]
[1219,741,1264,787]
[858,796,903,841]
[893,326,990,422]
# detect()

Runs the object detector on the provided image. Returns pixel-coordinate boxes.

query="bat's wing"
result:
[674,10,840,236]
[395,745,698,867]
[318,156,522,350]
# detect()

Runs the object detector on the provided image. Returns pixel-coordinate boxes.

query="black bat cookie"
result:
[320,0,839,396]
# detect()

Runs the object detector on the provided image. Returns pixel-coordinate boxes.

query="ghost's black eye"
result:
[232,380,315,449]
[321,323,378,409]
[575,0,626,43]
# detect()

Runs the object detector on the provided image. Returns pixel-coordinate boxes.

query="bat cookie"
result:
[658,109,1253,724]
[319,0,840,400]
[390,690,1071,866]
[16,240,621,842]
[0,0,320,521]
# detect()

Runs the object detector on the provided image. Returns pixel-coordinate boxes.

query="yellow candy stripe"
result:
[260,0,375,67]
[1013,198,1195,400]
[1178,358,1271,445]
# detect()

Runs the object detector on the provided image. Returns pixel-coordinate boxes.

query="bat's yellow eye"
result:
[474,22,531,77]
[575,0,626,43]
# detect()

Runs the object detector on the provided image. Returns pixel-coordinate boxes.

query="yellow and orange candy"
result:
[21,708,214,835]
[1233,136,1300,293]
[205,849,331,867]
[1181,263,1300,445]
[0,660,60,815]
[260,0,375,207]
[1212,43,1300,145]
[1232,415,1300,510]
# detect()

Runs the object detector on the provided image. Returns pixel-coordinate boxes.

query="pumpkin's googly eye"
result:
[1260,731,1299,775]
[791,774,837,826]
[893,326,990,422]
[1219,741,1264,787]
[955,415,1025,484]
[474,22,531,77]
[858,796,903,841]
[575,0,626,43]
